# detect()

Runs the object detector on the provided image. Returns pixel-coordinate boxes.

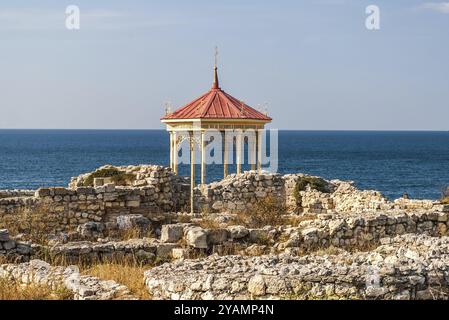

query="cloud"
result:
[417,2,449,13]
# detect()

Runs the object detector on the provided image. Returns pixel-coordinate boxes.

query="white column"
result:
[169,131,173,170]
[223,131,228,178]
[236,131,242,175]
[173,132,178,175]
[201,131,206,185]
[190,133,195,214]
[251,131,256,171]
[257,129,262,173]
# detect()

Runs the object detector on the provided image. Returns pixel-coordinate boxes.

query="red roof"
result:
[161,67,271,121]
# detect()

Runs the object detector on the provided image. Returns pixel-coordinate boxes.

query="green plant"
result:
[83,168,136,187]
[292,176,330,205]
[295,176,330,193]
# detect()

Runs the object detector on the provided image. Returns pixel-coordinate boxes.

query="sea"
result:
[0,130,448,200]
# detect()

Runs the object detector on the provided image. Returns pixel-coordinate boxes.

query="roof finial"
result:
[212,46,220,89]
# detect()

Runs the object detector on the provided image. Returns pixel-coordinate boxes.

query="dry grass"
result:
[82,261,152,300]
[233,196,287,228]
[313,245,346,256]
[176,214,193,223]
[0,206,61,245]
[441,197,449,205]
[197,217,222,229]
[0,278,73,300]
[284,214,317,227]
[105,226,154,241]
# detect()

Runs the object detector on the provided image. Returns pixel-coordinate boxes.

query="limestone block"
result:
[0,229,9,242]
[207,229,228,245]
[185,227,208,249]
[156,243,179,259]
[160,224,184,243]
[227,225,249,239]
[172,248,187,260]
[247,275,266,296]
[2,240,16,250]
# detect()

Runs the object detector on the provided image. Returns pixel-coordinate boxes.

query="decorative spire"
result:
[212,46,220,89]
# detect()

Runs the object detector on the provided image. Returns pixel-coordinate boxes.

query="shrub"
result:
[83,168,136,187]
[292,176,330,207]
[234,196,286,228]
[0,206,60,245]
[295,176,330,194]
[441,187,449,204]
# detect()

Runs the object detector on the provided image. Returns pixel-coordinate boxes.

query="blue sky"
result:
[0,0,448,130]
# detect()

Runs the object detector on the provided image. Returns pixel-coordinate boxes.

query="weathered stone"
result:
[2,240,16,250]
[247,275,266,296]
[116,215,150,230]
[160,224,184,243]
[0,229,9,242]
[156,243,179,259]
[185,227,208,249]
[207,229,228,245]
[0,259,134,300]
[172,248,187,260]
[227,226,249,239]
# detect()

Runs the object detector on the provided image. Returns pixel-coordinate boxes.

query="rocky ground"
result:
[145,234,449,300]
[1,165,449,300]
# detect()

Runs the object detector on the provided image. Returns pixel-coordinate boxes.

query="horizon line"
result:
[0,128,448,132]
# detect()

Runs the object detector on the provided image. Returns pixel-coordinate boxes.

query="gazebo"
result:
[161,53,272,213]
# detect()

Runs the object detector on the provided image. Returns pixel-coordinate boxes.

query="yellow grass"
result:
[283,214,318,227]
[0,207,62,245]
[82,262,152,300]
[233,196,287,228]
[0,278,72,300]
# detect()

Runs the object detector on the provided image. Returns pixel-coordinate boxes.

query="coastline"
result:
[0,130,448,199]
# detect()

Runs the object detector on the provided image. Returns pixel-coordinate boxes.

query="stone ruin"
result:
[1,164,449,300]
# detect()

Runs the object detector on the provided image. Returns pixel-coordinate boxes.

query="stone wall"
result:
[0,259,134,300]
[0,165,190,231]
[144,234,449,300]
[196,171,446,214]
[0,190,35,199]
[0,196,38,214]
[196,172,286,213]
[48,238,178,265]
[0,229,33,262]
[292,210,449,250]
[1,166,447,233]
[155,209,449,255]
[34,183,188,230]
